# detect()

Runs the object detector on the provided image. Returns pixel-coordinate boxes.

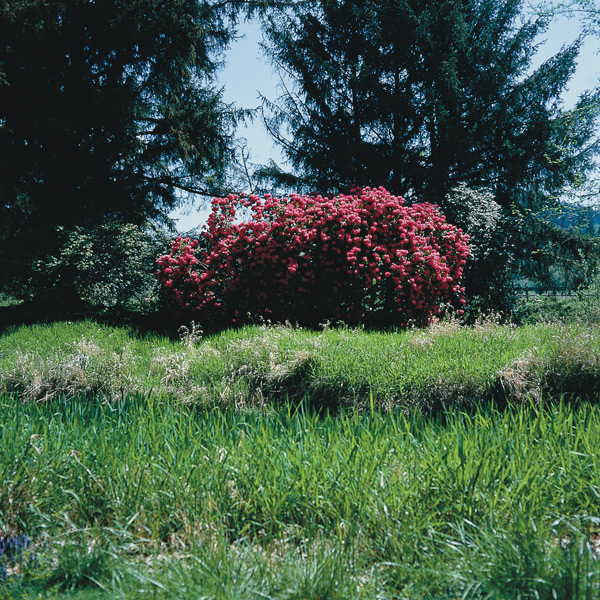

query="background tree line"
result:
[0,0,599,323]
[258,0,600,308]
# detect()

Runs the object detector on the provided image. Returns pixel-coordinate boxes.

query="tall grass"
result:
[2,396,600,598]
[1,319,599,410]
[2,320,600,597]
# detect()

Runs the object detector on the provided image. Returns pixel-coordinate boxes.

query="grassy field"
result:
[1,319,600,598]
[1,318,599,410]
[2,397,600,598]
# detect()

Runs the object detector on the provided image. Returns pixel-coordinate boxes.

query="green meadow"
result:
[1,318,599,410]
[1,319,599,598]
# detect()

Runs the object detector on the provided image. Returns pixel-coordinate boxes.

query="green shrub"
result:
[513,271,600,324]
[26,222,171,317]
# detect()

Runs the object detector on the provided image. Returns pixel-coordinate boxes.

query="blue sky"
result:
[171,13,599,232]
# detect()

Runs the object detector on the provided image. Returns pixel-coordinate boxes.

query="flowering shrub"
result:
[157,187,470,327]
[443,183,513,312]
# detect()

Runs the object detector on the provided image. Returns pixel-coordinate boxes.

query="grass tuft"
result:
[1,319,599,411]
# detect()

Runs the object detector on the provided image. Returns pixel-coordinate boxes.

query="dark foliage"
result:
[262,0,599,204]
[0,0,278,303]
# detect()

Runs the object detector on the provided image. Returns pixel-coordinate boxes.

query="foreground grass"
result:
[1,397,600,598]
[0,319,598,410]
[2,320,599,597]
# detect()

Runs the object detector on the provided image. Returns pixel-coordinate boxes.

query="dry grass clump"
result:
[497,353,542,404]
[148,345,219,405]
[407,313,463,350]
[216,325,326,408]
[147,349,205,404]
[3,336,138,401]
[497,325,600,404]
[539,328,600,399]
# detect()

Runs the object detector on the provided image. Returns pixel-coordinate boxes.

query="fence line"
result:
[514,286,596,300]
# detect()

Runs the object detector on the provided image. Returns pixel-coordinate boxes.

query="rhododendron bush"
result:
[157,187,470,327]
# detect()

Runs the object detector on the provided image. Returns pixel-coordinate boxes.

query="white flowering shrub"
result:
[29,222,171,316]
[443,183,515,311]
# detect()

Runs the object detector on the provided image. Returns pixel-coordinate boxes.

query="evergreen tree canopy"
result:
[0,0,272,297]
[261,0,600,211]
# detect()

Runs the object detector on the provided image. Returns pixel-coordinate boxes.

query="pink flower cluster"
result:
[157,187,470,327]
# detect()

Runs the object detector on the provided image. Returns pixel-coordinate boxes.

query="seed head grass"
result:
[0,319,598,410]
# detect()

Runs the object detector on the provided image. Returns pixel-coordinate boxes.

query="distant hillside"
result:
[551,204,600,234]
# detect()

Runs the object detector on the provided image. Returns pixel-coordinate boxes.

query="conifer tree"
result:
[261,0,600,301]
[0,0,271,304]
[262,0,598,207]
